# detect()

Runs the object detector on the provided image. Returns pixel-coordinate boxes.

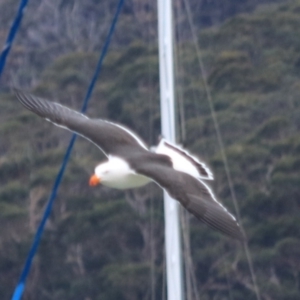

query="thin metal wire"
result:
[181,0,261,300]
[174,0,187,143]
[224,257,234,300]
[147,4,156,297]
[0,0,29,77]
[162,250,166,300]
[149,190,156,300]
[180,213,201,300]
[11,1,125,299]
[173,17,186,143]
[174,3,202,299]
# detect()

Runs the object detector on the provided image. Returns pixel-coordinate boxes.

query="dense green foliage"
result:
[1,0,300,299]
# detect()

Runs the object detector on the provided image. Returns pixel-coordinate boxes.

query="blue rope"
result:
[0,0,29,77]
[11,0,125,299]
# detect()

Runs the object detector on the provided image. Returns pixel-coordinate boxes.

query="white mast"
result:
[157,1,184,300]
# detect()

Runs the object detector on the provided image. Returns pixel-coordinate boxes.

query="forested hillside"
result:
[1,0,300,299]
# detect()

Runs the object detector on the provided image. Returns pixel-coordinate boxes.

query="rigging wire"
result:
[11,1,125,299]
[181,214,192,300]
[181,0,261,299]
[173,10,186,143]
[162,246,167,300]
[180,210,200,300]
[146,1,156,298]
[0,0,29,77]
[173,2,205,299]
[149,189,156,300]
[224,253,234,300]
[173,6,192,300]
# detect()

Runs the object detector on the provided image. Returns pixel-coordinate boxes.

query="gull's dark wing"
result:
[132,157,245,241]
[15,89,148,157]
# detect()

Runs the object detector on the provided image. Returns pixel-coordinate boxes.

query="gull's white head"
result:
[89,157,133,188]
[89,161,112,186]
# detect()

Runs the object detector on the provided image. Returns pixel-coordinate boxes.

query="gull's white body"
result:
[95,156,151,189]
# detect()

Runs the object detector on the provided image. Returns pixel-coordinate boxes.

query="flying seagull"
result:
[14,89,245,241]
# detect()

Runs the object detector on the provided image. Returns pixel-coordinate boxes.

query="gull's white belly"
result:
[102,172,151,189]
[95,156,152,189]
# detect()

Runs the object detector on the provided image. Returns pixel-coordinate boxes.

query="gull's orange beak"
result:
[89,174,100,186]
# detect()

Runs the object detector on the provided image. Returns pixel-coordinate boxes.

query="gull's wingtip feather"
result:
[14,89,36,112]
[13,87,26,99]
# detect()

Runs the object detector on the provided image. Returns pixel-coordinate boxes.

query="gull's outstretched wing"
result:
[15,89,148,157]
[131,157,245,241]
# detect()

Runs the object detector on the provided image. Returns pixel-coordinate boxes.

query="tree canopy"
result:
[0,0,300,299]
